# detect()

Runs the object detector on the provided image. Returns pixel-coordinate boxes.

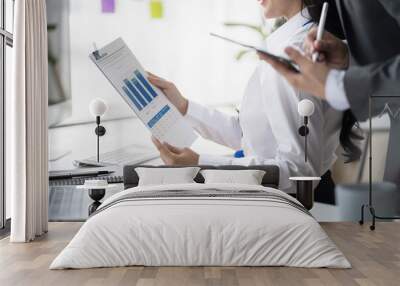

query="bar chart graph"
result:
[91,38,197,147]
[122,70,159,111]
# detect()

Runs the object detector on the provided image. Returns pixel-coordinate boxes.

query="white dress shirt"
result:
[185,11,344,193]
[326,70,350,111]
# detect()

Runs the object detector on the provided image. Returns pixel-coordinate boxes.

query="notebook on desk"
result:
[73,144,159,168]
[49,175,124,187]
[49,166,125,221]
[49,166,124,186]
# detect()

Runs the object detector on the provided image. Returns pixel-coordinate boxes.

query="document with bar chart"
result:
[90,38,197,147]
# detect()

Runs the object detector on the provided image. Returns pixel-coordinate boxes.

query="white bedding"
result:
[50,183,351,269]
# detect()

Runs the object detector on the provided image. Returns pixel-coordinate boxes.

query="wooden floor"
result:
[0,222,399,286]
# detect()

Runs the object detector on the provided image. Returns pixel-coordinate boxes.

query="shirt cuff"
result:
[325,69,350,111]
[184,100,204,123]
[198,154,232,165]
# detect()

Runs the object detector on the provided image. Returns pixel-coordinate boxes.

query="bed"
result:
[50,165,350,269]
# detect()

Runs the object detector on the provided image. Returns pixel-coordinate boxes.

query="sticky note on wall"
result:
[150,0,163,19]
[102,0,115,13]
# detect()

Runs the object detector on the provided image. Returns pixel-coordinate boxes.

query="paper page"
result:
[90,38,197,148]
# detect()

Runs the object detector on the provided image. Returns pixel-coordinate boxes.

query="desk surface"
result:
[48,117,160,221]
[49,116,230,171]
[49,117,160,171]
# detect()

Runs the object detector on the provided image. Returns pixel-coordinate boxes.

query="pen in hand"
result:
[312,2,329,62]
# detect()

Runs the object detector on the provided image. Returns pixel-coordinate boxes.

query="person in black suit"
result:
[260,0,400,185]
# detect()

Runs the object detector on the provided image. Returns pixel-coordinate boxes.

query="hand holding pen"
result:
[304,27,350,70]
[304,2,349,69]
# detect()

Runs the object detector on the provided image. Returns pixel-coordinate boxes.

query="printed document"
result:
[90,38,197,147]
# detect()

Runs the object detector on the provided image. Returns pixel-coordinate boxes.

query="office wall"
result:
[61,0,266,125]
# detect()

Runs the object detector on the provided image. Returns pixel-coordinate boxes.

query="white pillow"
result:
[135,167,201,186]
[200,169,266,185]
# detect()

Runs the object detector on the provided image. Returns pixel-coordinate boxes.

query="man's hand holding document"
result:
[90,38,197,148]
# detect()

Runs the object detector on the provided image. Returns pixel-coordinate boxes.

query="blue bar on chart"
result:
[123,79,147,108]
[122,71,159,111]
[122,86,143,111]
[134,70,158,98]
[132,78,153,103]
[148,105,171,128]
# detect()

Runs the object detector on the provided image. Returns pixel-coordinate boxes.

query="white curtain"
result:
[9,0,48,242]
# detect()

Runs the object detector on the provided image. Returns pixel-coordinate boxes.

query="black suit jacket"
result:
[335,0,400,183]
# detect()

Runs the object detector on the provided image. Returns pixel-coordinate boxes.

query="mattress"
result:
[50,183,351,269]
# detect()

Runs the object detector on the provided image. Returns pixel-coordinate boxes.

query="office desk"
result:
[48,116,231,221]
[49,117,159,221]
[49,116,230,170]
[49,116,161,171]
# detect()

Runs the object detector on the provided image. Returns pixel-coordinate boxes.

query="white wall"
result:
[62,0,267,124]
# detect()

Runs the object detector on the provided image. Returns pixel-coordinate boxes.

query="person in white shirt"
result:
[149,0,361,196]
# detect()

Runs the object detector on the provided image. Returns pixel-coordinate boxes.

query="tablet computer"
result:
[210,33,299,73]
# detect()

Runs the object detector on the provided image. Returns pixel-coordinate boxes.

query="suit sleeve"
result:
[344,55,400,121]
[378,0,400,26]
[343,0,400,121]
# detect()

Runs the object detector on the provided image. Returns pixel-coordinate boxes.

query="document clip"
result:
[92,42,102,60]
